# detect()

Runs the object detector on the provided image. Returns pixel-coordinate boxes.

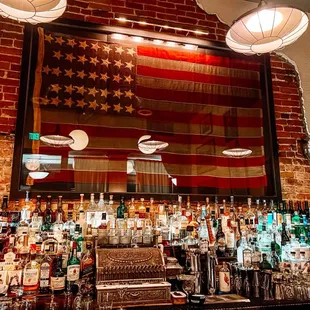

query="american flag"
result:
[30,27,266,195]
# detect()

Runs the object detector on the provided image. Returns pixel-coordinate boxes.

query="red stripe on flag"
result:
[137,66,261,89]
[136,86,262,108]
[137,46,261,71]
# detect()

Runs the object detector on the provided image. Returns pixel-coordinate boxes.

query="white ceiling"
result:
[244,0,310,12]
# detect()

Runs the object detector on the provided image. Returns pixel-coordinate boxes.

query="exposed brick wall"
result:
[0,0,308,200]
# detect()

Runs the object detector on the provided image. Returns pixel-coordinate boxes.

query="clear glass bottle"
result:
[98,213,108,246]
[33,195,43,224]
[53,212,64,243]
[63,211,75,237]
[76,194,86,236]
[17,208,29,236]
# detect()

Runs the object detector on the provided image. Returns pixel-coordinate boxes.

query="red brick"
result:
[177,16,198,24]
[157,1,176,9]
[85,16,110,24]
[126,2,144,10]
[67,5,81,13]
[111,7,134,15]
[3,86,16,93]
[0,78,19,86]
[3,94,19,101]
[156,13,178,21]
[176,4,195,12]
[134,10,156,18]
[1,109,17,118]
[62,12,85,21]
[0,117,16,125]
[0,62,10,70]
[197,20,217,28]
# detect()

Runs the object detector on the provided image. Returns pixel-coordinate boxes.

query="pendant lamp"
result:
[0,0,67,24]
[226,0,309,55]
[40,124,74,147]
[222,148,253,158]
[138,135,169,155]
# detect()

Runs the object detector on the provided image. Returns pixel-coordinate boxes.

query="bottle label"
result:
[40,262,50,279]
[51,276,65,290]
[243,250,252,268]
[67,265,80,281]
[23,269,39,286]
[277,214,283,225]
[17,227,28,236]
[219,271,230,292]
[217,237,226,252]
[62,254,68,269]
[4,252,16,264]
[226,233,235,249]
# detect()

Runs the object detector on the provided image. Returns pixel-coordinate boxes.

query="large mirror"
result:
[11,20,281,199]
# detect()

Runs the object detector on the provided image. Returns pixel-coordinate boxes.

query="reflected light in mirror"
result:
[222,148,252,158]
[69,130,89,151]
[40,134,74,147]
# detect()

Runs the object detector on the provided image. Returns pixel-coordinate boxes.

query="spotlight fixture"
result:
[226,0,309,55]
[0,0,67,24]
[115,17,209,36]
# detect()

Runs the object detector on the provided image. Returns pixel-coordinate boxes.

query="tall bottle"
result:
[51,255,66,294]
[33,195,43,224]
[219,262,231,294]
[23,248,40,293]
[117,196,127,219]
[216,219,226,257]
[39,249,53,294]
[67,242,81,285]
[76,194,86,236]
[42,195,53,232]
[81,242,95,282]
[225,219,235,257]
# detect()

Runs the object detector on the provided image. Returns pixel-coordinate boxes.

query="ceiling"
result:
[244,0,310,11]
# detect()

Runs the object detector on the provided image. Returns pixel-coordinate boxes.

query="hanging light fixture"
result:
[226,0,309,55]
[40,124,74,148]
[138,135,169,155]
[0,0,67,24]
[222,148,252,158]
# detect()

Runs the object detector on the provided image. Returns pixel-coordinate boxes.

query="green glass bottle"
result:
[67,242,80,284]
[117,196,127,219]
[259,253,272,271]
[41,196,52,232]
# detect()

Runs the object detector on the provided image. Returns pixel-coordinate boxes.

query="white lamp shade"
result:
[0,0,67,24]
[137,135,169,155]
[69,130,89,151]
[226,6,309,55]
[222,148,253,158]
[40,134,74,147]
[29,171,49,179]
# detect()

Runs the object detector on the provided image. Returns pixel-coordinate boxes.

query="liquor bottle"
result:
[128,198,136,219]
[81,242,95,281]
[23,247,40,293]
[216,219,226,257]
[59,232,70,273]
[53,211,64,243]
[250,237,262,268]
[305,200,309,219]
[219,262,231,294]
[1,195,9,226]
[39,248,53,294]
[42,196,53,232]
[22,191,31,222]
[98,213,108,246]
[169,203,181,245]
[67,242,81,284]
[211,210,218,237]
[225,219,235,257]
[17,207,29,236]
[33,195,43,224]
[259,253,272,271]
[76,194,86,235]
[269,242,280,271]
[63,211,76,237]
[292,208,301,238]
[51,255,65,294]
[229,196,236,222]
[29,213,41,235]
[56,195,65,221]
[235,219,242,248]
[107,195,115,223]
[185,195,192,222]
[283,200,291,228]
[3,235,17,264]
[237,233,252,268]
[276,202,283,228]
[138,198,146,219]
[149,197,156,226]
[117,196,127,219]
[281,222,290,246]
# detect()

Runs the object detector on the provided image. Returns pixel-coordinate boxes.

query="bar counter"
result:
[34,295,310,309]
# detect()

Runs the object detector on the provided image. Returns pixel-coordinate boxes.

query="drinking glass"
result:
[73,280,85,310]
[45,286,59,310]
